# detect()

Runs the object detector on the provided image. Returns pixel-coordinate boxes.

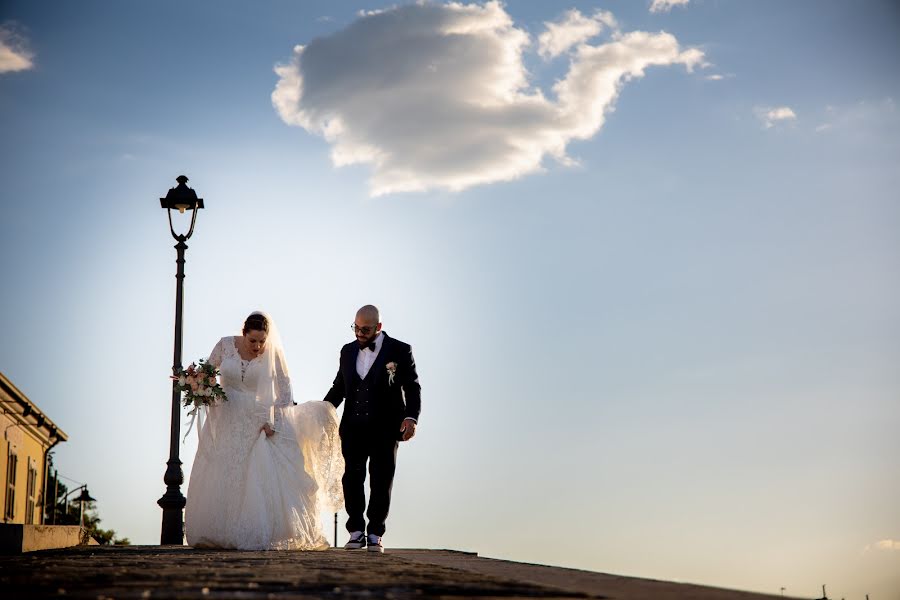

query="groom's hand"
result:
[261,423,275,437]
[400,418,417,441]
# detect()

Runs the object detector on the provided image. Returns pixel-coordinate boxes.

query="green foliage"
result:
[49,479,130,545]
[81,505,131,546]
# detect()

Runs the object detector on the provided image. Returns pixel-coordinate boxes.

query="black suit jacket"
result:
[324,332,421,440]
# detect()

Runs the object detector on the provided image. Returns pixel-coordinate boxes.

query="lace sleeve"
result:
[271,348,294,430]
[274,349,293,407]
[208,337,226,369]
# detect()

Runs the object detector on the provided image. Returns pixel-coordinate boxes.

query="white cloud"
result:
[815,97,896,134]
[357,7,394,18]
[650,0,691,14]
[755,105,797,129]
[875,539,900,551]
[537,9,617,59]
[865,539,900,552]
[0,23,34,74]
[272,1,704,196]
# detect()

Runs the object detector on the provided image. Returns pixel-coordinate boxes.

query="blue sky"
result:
[1,1,898,598]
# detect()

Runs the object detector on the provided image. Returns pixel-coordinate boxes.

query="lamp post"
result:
[61,484,95,527]
[75,487,95,527]
[157,175,204,545]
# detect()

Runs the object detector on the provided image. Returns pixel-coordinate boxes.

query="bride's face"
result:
[244,330,268,357]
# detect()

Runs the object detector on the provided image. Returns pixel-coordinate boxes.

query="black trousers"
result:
[340,428,399,537]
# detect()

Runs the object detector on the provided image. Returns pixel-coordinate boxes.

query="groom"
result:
[324,305,421,553]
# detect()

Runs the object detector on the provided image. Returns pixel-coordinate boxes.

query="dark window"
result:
[25,458,37,524]
[5,449,17,521]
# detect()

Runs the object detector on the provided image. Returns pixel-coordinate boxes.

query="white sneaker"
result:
[344,531,366,550]
[367,534,384,553]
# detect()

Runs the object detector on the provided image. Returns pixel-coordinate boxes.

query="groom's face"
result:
[354,315,381,346]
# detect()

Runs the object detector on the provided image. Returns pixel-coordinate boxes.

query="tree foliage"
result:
[49,478,130,546]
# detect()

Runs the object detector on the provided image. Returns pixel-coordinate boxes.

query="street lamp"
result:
[75,487,95,527]
[61,485,95,527]
[157,175,204,545]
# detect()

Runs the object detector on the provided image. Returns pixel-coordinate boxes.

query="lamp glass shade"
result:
[160,175,204,212]
[76,488,95,503]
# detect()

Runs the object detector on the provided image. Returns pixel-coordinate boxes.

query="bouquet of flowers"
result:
[171,359,227,410]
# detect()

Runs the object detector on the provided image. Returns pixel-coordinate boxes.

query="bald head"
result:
[353,305,382,346]
[356,305,380,323]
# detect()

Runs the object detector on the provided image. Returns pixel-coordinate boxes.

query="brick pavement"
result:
[0,546,795,600]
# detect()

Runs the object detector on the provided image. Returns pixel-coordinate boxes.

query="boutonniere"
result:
[386,362,397,385]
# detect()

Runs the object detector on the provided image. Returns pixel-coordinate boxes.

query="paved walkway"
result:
[1,546,797,599]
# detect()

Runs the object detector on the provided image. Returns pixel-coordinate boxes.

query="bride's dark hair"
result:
[243,313,269,335]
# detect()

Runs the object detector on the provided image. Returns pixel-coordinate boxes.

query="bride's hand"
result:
[260,423,275,437]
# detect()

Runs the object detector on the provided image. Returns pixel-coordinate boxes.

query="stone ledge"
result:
[0,524,97,554]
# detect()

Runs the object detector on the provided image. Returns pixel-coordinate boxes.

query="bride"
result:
[184,311,343,550]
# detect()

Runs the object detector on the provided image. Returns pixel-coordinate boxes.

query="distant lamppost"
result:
[157,175,204,545]
[75,487,95,527]
[62,485,95,527]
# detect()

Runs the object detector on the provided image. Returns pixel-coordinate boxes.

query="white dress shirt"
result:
[356,332,384,379]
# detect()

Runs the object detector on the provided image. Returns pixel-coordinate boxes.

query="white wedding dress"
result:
[184,335,343,550]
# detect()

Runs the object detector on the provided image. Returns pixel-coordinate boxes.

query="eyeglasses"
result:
[351,324,376,335]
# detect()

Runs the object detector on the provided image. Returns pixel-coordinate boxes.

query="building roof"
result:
[0,371,68,444]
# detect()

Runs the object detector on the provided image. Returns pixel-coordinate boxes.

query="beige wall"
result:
[1,373,67,525]
[2,412,49,524]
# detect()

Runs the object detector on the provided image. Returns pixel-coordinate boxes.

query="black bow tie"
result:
[359,341,376,352]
